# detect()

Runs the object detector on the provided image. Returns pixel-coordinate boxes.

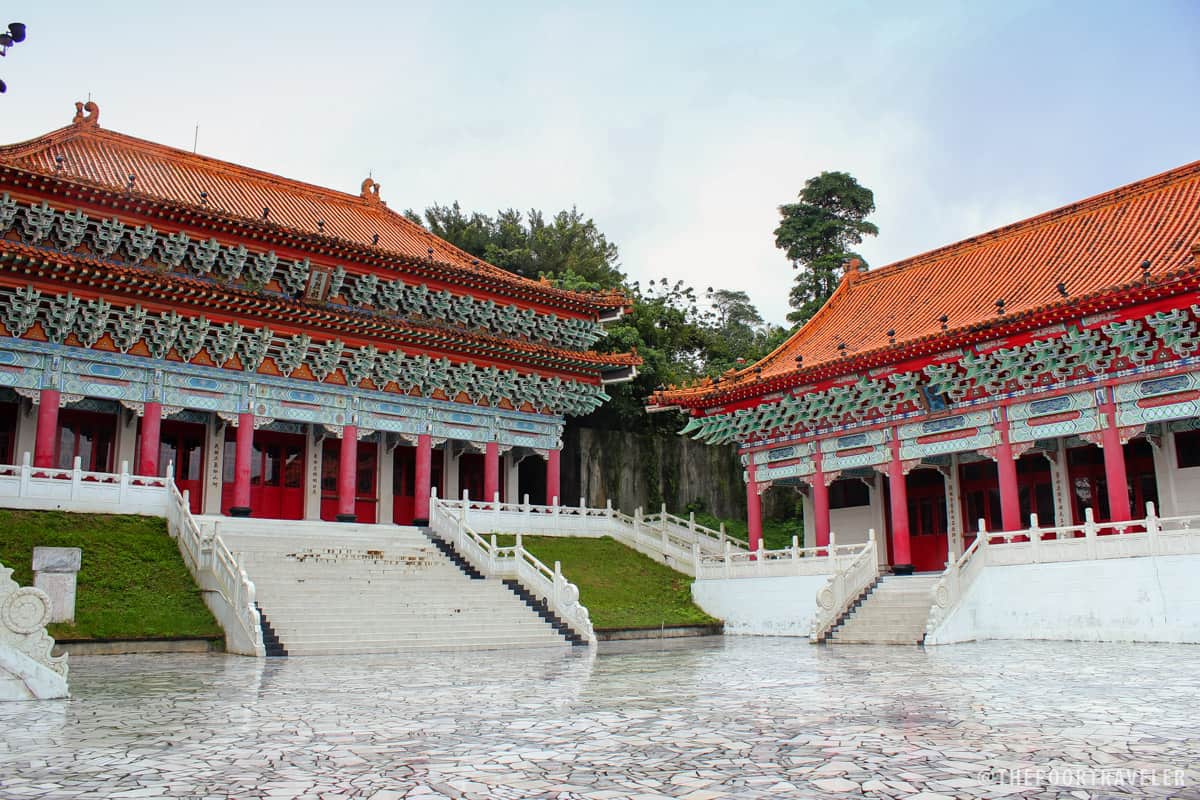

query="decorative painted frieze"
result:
[898,410,997,460]
[2,199,605,351]
[0,285,608,418]
[684,311,1200,447]
[1007,391,1100,443]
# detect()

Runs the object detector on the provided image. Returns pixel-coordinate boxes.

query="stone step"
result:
[233,521,580,655]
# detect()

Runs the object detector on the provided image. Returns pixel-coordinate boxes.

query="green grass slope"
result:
[692,512,801,551]
[0,510,221,641]
[492,534,717,630]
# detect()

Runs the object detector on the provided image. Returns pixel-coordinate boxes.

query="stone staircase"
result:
[209,520,575,656]
[825,574,939,645]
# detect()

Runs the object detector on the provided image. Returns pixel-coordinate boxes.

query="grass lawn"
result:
[692,512,802,551]
[491,534,717,630]
[0,510,221,641]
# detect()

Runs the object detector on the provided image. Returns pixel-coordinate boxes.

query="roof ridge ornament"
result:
[71,100,99,127]
[360,177,384,206]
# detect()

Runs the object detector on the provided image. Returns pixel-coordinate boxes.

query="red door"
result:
[905,468,948,572]
[0,401,16,465]
[959,459,1001,546]
[1067,441,1158,525]
[159,420,205,513]
[459,452,485,502]
[56,409,117,472]
[222,429,305,519]
[320,439,378,523]
[392,446,444,524]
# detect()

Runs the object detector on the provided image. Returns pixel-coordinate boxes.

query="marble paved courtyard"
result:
[1,639,1198,800]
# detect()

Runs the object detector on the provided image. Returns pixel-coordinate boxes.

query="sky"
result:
[1,1,1198,326]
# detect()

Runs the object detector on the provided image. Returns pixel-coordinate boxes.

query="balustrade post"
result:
[516,532,523,551]
[692,542,701,574]
[1084,507,1098,559]
[689,512,696,534]
[1029,513,1040,562]
[19,451,31,496]
[553,560,562,607]
[756,539,765,574]
[606,499,613,518]
[71,456,83,500]
[791,535,799,562]
[1146,501,1159,556]
[719,523,726,545]
[660,524,669,557]
[724,540,732,579]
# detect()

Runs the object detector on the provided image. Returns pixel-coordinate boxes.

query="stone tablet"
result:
[31,547,82,574]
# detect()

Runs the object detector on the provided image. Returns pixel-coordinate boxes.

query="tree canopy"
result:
[406,205,784,431]
[774,171,879,325]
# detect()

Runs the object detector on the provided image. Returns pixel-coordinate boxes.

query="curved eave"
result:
[0,242,638,379]
[653,263,1200,413]
[0,163,629,317]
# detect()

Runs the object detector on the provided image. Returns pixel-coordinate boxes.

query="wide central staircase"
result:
[825,574,939,645]
[205,519,579,656]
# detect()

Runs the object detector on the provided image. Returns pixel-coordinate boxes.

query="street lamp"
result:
[0,22,29,94]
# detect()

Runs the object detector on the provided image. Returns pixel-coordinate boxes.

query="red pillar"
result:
[484,440,500,503]
[1099,388,1131,522]
[337,425,358,522]
[746,461,763,552]
[995,405,1022,531]
[888,432,913,574]
[138,401,162,477]
[812,448,830,552]
[229,412,254,517]
[412,433,433,525]
[546,448,561,506]
[33,388,61,469]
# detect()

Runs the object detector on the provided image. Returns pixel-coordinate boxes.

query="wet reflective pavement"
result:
[1,638,1197,799]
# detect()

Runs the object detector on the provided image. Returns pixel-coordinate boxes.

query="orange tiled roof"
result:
[657,158,1200,408]
[0,102,625,311]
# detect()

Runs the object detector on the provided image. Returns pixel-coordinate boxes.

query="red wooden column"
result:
[746,460,763,552]
[412,433,433,525]
[484,441,500,503]
[1099,386,1132,522]
[33,388,61,468]
[137,401,162,477]
[546,448,561,506]
[995,405,1021,531]
[336,425,358,522]
[887,431,913,574]
[811,447,831,552]
[229,412,254,517]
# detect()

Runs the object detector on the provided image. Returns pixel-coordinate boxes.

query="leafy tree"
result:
[774,171,879,325]
[407,205,624,288]
[407,204,781,432]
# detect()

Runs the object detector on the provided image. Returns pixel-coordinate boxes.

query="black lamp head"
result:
[8,22,26,43]
[0,79,6,94]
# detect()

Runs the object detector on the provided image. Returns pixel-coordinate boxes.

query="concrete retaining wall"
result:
[691,575,828,637]
[927,554,1200,645]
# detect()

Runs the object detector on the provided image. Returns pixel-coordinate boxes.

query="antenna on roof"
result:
[193,123,199,154]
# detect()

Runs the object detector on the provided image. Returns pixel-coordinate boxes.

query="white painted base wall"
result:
[691,575,828,637]
[927,554,1200,645]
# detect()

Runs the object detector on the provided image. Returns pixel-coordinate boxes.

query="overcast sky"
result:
[2,1,1198,325]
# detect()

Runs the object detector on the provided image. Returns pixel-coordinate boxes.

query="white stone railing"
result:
[0,561,69,700]
[0,453,171,516]
[926,503,1200,635]
[164,484,264,657]
[429,495,596,644]
[809,530,880,642]
[696,533,866,580]
[435,491,747,577]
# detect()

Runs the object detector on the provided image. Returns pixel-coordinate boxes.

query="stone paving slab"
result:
[0,639,1198,799]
